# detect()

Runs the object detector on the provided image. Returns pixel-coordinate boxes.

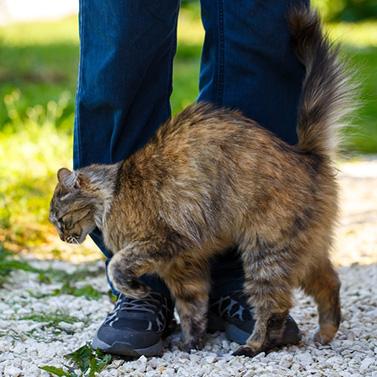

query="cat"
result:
[49,7,355,357]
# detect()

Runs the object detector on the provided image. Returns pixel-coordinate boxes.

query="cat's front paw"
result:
[113,277,151,299]
[178,336,206,352]
[232,345,260,358]
[108,258,150,298]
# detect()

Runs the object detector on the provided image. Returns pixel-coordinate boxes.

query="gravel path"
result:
[1,159,377,377]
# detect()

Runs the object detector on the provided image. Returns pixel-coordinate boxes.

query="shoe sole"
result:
[92,335,164,357]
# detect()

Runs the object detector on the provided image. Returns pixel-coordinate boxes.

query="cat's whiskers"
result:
[66,235,78,244]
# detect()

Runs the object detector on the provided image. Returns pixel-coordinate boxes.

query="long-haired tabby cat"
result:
[49,7,354,356]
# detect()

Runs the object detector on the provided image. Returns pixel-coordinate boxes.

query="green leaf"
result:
[95,353,112,373]
[65,344,92,373]
[39,365,70,377]
[88,358,97,377]
[64,343,112,376]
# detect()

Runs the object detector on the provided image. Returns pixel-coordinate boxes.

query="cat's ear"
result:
[57,168,72,183]
[57,168,81,190]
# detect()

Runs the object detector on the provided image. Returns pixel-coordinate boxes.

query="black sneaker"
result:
[92,291,174,357]
[208,290,301,349]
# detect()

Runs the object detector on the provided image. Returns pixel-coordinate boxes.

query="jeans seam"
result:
[216,0,225,106]
[165,9,178,117]
[74,0,85,169]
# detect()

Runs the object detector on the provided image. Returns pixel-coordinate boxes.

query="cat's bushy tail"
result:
[289,7,356,156]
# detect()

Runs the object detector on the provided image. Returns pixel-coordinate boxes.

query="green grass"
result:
[345,46,377,153]
[0,4,376,253]
[20,310,82,337]
[50,283,103,300]
[327,22,377,153]
[21,311,79,326]
[0,16,78,127]
[0,245,104,299]
[0,244,40,285]
[0,91,72,249]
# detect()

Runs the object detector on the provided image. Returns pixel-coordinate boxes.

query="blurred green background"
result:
[0,0,376,257]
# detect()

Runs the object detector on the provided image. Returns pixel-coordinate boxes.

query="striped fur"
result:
[49,6,356,356]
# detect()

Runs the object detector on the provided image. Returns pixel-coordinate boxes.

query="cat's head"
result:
[49,168,97,244]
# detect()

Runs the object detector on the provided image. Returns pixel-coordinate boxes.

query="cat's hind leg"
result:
[301,257,341,344]
[233,241,296,357]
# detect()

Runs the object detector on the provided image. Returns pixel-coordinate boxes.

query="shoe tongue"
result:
[116,294,163,315]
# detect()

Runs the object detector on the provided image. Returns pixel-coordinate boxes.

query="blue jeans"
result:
[74,0,307,297]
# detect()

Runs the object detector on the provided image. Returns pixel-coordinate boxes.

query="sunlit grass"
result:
[327,21,377,47]
[0,91,72,249]
[177,5,204,45]
[0,16,78,45]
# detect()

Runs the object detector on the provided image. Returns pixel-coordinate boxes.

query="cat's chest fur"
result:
[101,190,157,254]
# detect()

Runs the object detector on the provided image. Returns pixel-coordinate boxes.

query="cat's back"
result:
[108,103,263,218]
[156,102,259,145]
[150,102,269,166]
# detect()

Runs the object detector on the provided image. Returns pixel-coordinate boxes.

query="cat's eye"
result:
[62,216,73,230]
[56,215,70,230]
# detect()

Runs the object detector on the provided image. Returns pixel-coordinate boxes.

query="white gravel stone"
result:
[3,366,23,377]
[360,357,375,372]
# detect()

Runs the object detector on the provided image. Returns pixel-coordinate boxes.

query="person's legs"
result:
[75,0,180,356]
[75,0,180,295]
[199,0,307,142]
[200,0,308,343]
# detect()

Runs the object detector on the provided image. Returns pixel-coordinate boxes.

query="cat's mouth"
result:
[65,234,81,244]
[62,224,95,245]
[65,230,91,244]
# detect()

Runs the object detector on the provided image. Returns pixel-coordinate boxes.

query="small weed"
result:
[21,311,79,326]
[36,265,103,285]
[0,245,42,286]
[40,343,112,377]
[52,282,103,300]
[19,311,81,337]
[55,267,103,282]
[0,328,26,341]
[0,245,103,296]
[0,258,41,274]
[24,328,58,342]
